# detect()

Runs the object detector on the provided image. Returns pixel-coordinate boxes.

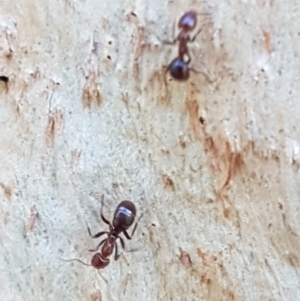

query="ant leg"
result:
[114,238,137,261]
[123,230,132,240]
[114,242,121,261]
[88,230,108,239]
[114,236,126,261]
[123,212,144,240]
[119,236,125,250]
[190,67,214,83]
[100,195,112,227]
[158,37,176,45]
[97,271,108,283]
[190,28,203,42]
[89,237,106,252]
[85,221,109,239]
[131,212,144,237]
[119,234,141,254]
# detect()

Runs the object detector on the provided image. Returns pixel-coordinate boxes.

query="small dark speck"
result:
[151,223,156,227]
[0,76,9,83]
[112,183,118,189]
[131,12,137,17]
[199,117,205,124]
[108,41,112,45]
[107,55,111,60]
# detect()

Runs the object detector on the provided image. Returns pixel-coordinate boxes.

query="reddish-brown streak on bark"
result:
[179,248,192,269]
[196,248,236,300]
[125,12,146,81]
[82,37,103,109]
[27,205,38,233]
[221,152,244,189]
[179,136,186,148]
[0,183,12,198]
[185,100,247,191]
[162,174,175,189]
[287,252,300,267]
[262,30,272,53]
[82,71,102,108]
[89,290,102,301]
[185,99,253,221]
[145,69,170,105]
[46,109,64,147]
[185,100,199,134]
[122,273,132,295]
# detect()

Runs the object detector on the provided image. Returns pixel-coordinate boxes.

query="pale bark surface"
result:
[0,1,299,301]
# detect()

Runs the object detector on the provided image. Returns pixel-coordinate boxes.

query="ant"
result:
[163,10,209,81]
[60,195,142,270]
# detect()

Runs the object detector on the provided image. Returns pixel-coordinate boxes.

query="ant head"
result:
[178,11,197,31]
[91,253,110,269]
[168,57,190,81]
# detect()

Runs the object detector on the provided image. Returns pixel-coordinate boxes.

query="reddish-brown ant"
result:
[60,195,142,270]
[164,10,209,81]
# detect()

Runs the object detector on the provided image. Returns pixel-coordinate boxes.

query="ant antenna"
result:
[59,257,91,267]
[97,271,108,283]
[197,12,211,16]
[59,257,108,282]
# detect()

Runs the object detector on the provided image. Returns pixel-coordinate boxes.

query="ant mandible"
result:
[164,10,208,81]
[60,195,142,270]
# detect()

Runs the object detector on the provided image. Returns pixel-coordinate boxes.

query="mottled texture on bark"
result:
[0,1,299,301]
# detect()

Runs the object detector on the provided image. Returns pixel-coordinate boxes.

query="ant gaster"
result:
[60,195,142,270]
[164,11,208,81]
